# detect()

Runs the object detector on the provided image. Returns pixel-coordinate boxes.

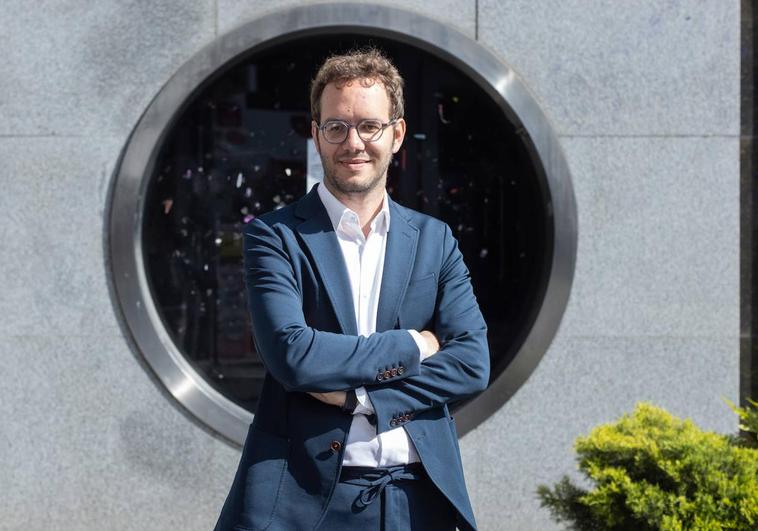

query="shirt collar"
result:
[316,182,391,235]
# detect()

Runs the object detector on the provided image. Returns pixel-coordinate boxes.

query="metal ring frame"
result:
[106,3,577,445]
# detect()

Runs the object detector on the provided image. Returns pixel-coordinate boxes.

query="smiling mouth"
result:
[339,159,371,169]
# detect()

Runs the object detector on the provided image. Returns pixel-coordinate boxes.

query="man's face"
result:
[311,79,406,198]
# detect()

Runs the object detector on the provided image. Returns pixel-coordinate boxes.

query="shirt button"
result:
[330,440,342,452]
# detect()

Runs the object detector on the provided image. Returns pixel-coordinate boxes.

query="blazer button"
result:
[390,419,397,427]
[397,366,405,375]
[376,373,384,382]
[383,370,392,379]
[330,440,342,452]
[390,368,398,377]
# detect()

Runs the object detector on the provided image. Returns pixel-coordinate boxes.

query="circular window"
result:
[108,5,576,445]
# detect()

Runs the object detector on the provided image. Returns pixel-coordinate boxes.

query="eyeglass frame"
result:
[315,117,400,144]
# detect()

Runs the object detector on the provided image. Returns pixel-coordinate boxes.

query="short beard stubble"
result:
[319,148,393,198]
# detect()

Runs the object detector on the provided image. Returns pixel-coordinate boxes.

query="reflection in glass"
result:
[143,36,548,413]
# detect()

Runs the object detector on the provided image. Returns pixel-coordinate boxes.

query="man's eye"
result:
[359,122,381,134]
[325,122,346,134]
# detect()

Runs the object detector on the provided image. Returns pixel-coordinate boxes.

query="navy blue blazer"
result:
[215,184,489,531]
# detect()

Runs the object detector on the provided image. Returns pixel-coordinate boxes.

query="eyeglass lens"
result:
[322,120,385,143]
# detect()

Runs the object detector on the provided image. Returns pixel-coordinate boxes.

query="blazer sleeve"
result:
[243,217,421,393]
[365,224,490,433]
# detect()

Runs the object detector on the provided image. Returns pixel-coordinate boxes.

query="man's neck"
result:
[323,183,386,237]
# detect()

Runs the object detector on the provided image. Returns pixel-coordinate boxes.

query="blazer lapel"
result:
[295,186,358,336]
[376,198,419,332]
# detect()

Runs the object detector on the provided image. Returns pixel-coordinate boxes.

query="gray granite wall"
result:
[0,1,739,530]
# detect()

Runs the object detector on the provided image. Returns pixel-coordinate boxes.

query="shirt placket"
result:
[358,228,372,337]
[366,224,388,465]
[344,215,367,337]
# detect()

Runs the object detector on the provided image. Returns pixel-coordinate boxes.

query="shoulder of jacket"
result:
[395,203,449,236]
[251,202,300,230]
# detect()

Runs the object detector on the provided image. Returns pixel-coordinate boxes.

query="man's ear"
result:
[311,120,321,154]
[392,118,407,154]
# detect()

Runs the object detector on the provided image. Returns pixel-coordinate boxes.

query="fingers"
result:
[419,330,440,357]
[308,391,346,407]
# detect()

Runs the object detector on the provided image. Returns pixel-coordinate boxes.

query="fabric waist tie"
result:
[339,463,425,508]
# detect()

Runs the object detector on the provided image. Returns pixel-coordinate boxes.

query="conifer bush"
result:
[538,402,758,530]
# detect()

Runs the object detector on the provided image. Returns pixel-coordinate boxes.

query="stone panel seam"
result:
[0,134,89,138]
[214,0,219,36]
[2,335,127,340]
[558,134,739,139]
[552,335,738,340]
[0,134,125,140]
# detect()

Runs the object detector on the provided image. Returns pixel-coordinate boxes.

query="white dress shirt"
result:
[316,183,430,467]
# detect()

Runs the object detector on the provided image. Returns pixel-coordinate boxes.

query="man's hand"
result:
[419,330,440,360]
[308,391,347,407]
[309,331,438,407]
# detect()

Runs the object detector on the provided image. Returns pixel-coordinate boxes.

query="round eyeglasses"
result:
[317,118,398,144]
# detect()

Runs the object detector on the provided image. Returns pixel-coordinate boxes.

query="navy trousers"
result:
[317,464,457,530]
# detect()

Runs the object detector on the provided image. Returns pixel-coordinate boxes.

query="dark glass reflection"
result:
[143,35,550,413]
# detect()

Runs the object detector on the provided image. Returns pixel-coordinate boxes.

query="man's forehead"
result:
[321,80,390,105]
[323,78,388,98]
[320,79,391,116]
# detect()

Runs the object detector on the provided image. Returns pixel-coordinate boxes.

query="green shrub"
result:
[538,403,758,530]
[727,398,758,449]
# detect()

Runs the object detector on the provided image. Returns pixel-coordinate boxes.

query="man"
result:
[215,48,489,531]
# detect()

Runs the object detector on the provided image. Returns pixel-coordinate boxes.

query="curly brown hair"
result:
[310,47,405,123]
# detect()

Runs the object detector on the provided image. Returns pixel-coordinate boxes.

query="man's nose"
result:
[344,126,366,151]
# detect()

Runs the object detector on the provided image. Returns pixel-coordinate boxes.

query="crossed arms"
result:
[308,330,440,409]
[244,218,489,432]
